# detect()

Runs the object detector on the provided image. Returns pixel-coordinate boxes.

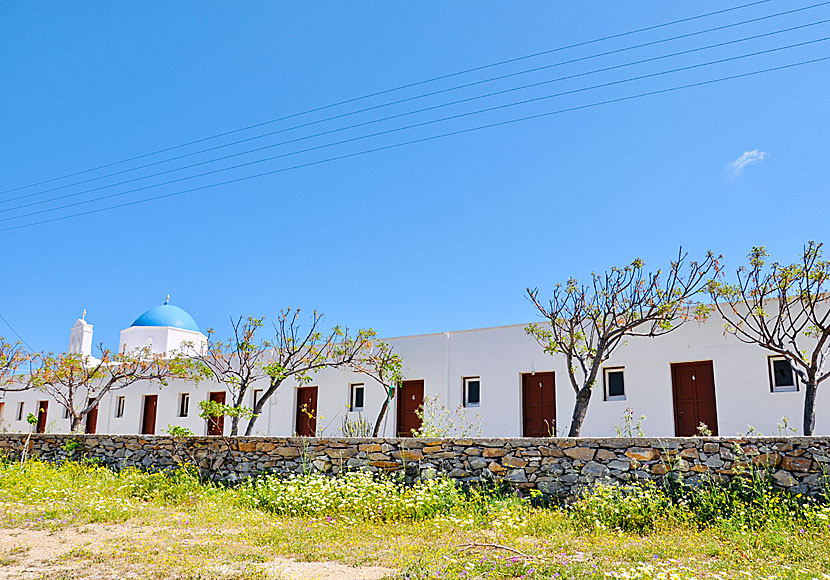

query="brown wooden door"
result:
[207,391,226,436]
[295,386,318,437]
[85,397,98,434]
[36,400,48,434]
[671,361,718,436]
[141,395,158,435]
[522,372,556,437]
[396,380,424,437]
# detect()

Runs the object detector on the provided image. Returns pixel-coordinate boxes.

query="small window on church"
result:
[145,337,153,350]
[16,402,24,422]
[769,356,798,392]
[179,393,190,417]
[115,396,125,418]
[603,367,626,401]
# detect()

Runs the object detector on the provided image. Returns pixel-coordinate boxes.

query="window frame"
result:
[64,406,71,419]
[349,383,365,412]
[768,355,799,393]
[178,393,190,417]
[253,389,264,409]
[16,402,24,421]
[462,376,481,408]
[115,396,125,418]
[603,367,626,401]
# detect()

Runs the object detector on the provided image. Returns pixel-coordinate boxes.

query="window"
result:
[769,356,798,392]
[253,389,264,408]
[350,383,365,411]
[463,377,481,407]
[178,393,190,417]
[16,402,24,421]
[115,396,125,418]
[64,406,71,419]
[603,367,626,401]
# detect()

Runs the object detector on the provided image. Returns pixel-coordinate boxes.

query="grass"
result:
[0,459,828,579]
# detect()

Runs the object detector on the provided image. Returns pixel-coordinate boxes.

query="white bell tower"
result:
[68,309,94,357]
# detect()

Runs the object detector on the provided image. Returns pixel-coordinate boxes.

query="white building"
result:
[2,300,826,438]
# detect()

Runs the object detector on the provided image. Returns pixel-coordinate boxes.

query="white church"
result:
[2,299,827,438]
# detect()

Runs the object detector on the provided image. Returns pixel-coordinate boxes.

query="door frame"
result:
[85,397,98,434]
[670,360,719,436]
[207,391,226,436]
[140,394,158,435]
[396,379,425,437]
[520,371,556,437]
[295,385,318,437]
[36,400,49,434]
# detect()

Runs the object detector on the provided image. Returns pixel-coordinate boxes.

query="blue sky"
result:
[1,1,829,353]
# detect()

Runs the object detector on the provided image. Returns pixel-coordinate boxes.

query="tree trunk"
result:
[803,378,818,436]
[71,415,83,433]
[567,388,592,437]
[373,395,392,437]
[243,412,258,436]
[229,415,239,437]
[244,379,282,436]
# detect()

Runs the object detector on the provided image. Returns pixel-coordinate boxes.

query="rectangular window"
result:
[64,406,70,419]
[253,389,264,409]
[603,367,626,401]
[178,393,190,417]
[115,396,125,418]
[350,383,365,411]
[16,402,24,421]
[463,377,481,407]
[769,356,798,392]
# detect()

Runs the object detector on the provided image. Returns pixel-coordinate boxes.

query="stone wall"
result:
[1,434,828,497]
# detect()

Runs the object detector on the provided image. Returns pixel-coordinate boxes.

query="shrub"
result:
[239,470,462,521]
[569,482,672,534]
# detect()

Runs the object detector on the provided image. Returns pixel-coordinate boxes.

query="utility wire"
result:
[0,0,777,195]
[0,313,34,351]
[3,36,826,223]
[5,17,827,214]
[7,0,828,205]
[2,54,827,234]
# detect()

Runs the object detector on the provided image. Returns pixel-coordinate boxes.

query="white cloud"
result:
[729,149,768,177]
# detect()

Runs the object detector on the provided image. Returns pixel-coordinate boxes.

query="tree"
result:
[243,309,379,436]
[194,316,271,436]
[348,340,403,437]
[526,249,718,437]
[29,347,197,433]
[0,337,32,391]
[709,242,830,435]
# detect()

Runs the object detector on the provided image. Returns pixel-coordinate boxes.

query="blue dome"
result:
[131,303,200,332]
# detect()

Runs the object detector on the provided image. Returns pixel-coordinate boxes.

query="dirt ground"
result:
[0,524,394,580]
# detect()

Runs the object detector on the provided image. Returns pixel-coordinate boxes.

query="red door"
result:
[207,391,226,436]
[141,395,158,435]
[396,380,424,437]
[671,361,718,436]
[85,397,98,434]
[295,386,318,437]
[522,372,556,437]
[36,400,49,434]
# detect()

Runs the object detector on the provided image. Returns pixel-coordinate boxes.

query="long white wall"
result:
[2,312,826,437]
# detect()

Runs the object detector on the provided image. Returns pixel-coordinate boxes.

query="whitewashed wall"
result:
[2,312,827,437]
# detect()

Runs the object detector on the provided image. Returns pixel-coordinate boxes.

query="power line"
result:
[3,36,826,223]
[2,54,827,234]
[0,0,777,196]
[6,17,827,214]
[7,1,828,205]
[0,313,34,351]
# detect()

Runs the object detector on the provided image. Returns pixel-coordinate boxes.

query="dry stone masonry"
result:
[1,435,828,497]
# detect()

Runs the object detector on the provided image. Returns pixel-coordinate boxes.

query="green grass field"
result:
[0,459,828,579]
